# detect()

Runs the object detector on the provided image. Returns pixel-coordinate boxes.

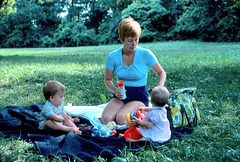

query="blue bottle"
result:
[118,80,126,100]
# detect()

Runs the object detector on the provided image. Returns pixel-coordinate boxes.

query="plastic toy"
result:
[91,125,110,137]
[125,109,143,128]
[124,127,142,140]
[111,130,117,136]
[124,109,144,140]
[91,121,117,137]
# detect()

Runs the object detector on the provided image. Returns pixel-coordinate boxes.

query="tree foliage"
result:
[41,20,97,47]
[0,0,239,48]
[176,0,240,41]
[122,0,173,42]
[0,0,16,18]
[1,0,39,47]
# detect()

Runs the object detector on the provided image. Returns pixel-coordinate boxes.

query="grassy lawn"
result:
[0,40,239,161]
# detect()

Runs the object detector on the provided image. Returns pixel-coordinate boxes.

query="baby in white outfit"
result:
[127,86,171,143]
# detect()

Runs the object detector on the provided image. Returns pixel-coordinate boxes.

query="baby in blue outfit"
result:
[39,80,82,135]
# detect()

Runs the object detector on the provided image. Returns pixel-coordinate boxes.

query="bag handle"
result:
[165,106,173,128]
[180,104,192,127]
[187,91,198,126]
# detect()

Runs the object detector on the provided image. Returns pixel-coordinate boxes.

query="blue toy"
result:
[91,121,117,137]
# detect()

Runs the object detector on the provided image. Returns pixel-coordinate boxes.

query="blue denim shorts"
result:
[113,86,149,106]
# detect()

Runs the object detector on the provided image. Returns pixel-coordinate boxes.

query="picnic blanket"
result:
[0,103,194,161]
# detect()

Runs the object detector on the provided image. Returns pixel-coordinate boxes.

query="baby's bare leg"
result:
[118,133,124,138]
[63,118,77,128]
[63,118,82,135]
[43,120,82,135]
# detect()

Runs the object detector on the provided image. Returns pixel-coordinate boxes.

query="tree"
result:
[97,11,121,44]
[0,0,16,18]
[217,0,240,41]
[41,20,97,47]
[93,0,132,44]
[35,0,65,35]
[66,0,85,22]
[175,0,240,41]
[1,0,239,48]
[116,0,133,11]
[122,0,172,42]
[0,0,66,47]
[83,0,109,33]
[1,0,40,47]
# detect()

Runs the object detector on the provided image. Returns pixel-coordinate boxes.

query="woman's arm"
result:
[152,62,166,86]
[104,69,123,99]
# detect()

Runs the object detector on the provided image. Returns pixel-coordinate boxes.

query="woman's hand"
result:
[138,107,151,112]
[105,69,125,99]
[114,88,124,99]
[138,107,151,116]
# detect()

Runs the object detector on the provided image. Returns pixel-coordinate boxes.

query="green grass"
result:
[0,40,240,161]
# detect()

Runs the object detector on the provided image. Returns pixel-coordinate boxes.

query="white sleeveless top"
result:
[140,107,171,143]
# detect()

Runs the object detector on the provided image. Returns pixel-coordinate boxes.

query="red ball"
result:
[124,127,142,140]
[111,130,117,136]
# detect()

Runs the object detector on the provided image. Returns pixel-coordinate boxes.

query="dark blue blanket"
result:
[0,103,194,161]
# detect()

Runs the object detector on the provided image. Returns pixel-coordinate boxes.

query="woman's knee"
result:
[101,109,116,124]
[101,99,124,124]
[101,115,114,125]
[116,113,126,125]
[115,101,145,125]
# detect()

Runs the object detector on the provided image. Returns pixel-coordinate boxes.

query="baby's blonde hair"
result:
[43,80,65,100]
[151,86,169,107]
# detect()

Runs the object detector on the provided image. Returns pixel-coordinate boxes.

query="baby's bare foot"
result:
[74,129,82,135]
[72,117,80,123]
[118,133,124,138]
[67,127,82,135]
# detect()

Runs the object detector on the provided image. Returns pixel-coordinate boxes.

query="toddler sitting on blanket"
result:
[119,86,171,143]
[39,80,82,135]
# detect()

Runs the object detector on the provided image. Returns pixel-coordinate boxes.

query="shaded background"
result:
[0,0,239,48]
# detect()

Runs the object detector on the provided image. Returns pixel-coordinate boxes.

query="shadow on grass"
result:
[0,70,109,108]
[0,54,107,65]
[149,62,240,105]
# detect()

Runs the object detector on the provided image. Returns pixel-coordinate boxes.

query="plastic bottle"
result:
[118,80,126,100]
